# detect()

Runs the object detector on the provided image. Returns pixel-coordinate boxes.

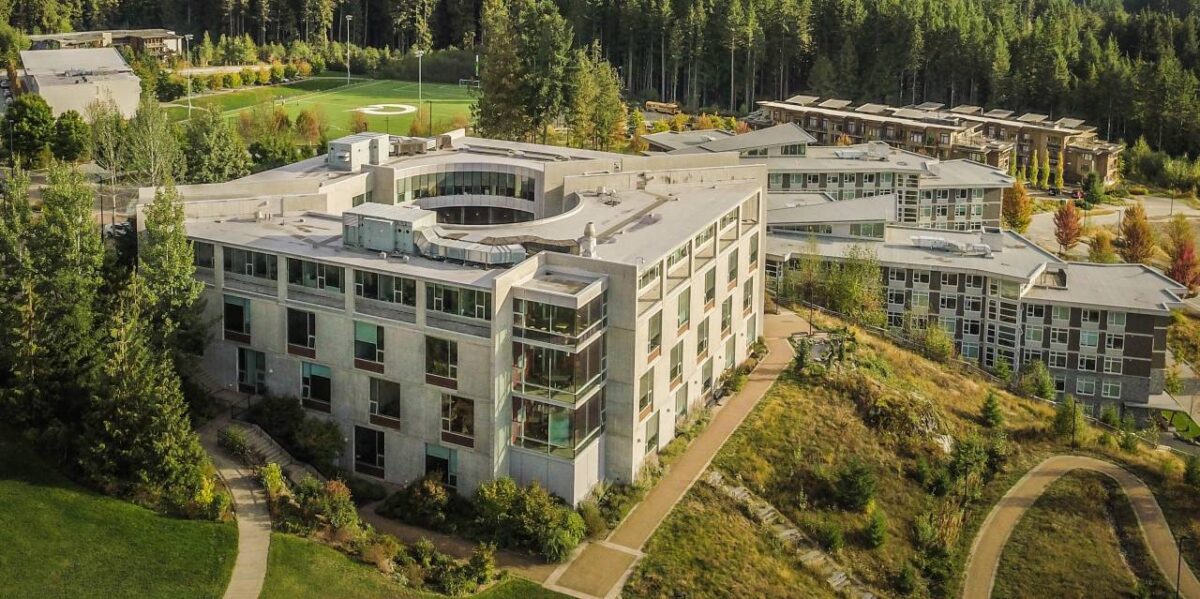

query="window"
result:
[911,292,929,309]
[807,173,820,185]
[511,393,604,458]
[962,343,979,359]
[913,270,930,285]
[677,288,691,329]
[424,444,459,488]
[670,341,684,384]
[354,322,385,366]
[237,347,265,394]
[727,249,739,286]
[1076,377,1096,396]
[1106,334,1125,351]
[667,244,689,271]
[1054,376,1066,394]
[648,311,663,356]
[941,272,959,287]
[1108,311,1126,327]
[1080,330,1099,349]
[781,144,806,155]
[1025,327,1043,343]
[440,394,475,447]
[355,271,416,306]
[721,298,733,336]
[965,275,984,290]
[287,308,316,352]
[889,269,906,283]
[963,319,981,336]
[193,241,215,268]
[1078,355,1097,372]
[724,336,736,371]
[749,233,760,267]
[743,279,754,312]
[700,358,714,395]
[645,411,661,455]
[939,296,957,311]
[369,378,402,424]
[354,426,385,477]
[1025,304,1045,319]
[426,283,492,321]
[301,362,332,411]
[1050,328,1069,345]
[888,290,905,305]
[638,263,662,290]
[1052,305,1070,321]
[1081,309,1101,324]
[720,208,739,230]
[1102,380,1122,399]
[223,295,251,338]
[287,258,343,293]
[675,383,689,423]
[694,224,716,248]
[639,369,654,413]
[425,336,458,381]
[704,269,717,306]
[223,247,278,280]
[849,223,885,238]
[514,296,606,343]
[512,336,606,401]
[1104,357,1122,374]
[697,318,710,356]
[1048,351,1068,368]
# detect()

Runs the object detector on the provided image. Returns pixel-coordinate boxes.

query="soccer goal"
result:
[458,78,481,88]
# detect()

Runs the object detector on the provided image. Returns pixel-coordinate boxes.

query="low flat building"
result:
[27,28,183,57]
[150,131,766,503]
[19,48,140,117]
[755,96,1122,186]
[765,223,1185,413]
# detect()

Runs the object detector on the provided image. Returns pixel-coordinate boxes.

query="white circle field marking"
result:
[355,103,417,116]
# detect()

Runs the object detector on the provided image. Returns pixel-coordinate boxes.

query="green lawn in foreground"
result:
[1168,410,1200,441]
[167,77,475,137]
[0,432,237,598]
[262,533,565,599]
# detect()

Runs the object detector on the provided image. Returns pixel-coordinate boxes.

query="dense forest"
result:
[5,0,1200,157]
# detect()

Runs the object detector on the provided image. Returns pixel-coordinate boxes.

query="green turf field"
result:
[166,77,475,137]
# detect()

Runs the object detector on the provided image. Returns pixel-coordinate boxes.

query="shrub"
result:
[343,476,387,506]
[1053,395,1086,442]
[994,357,1013,385]
[380,477,452,529]
[208,489,233,521]
[895,562,919,595]
[919,324,955,363]
[473,477,519,538]
[1100,404,1121,427]
[1119,415,1141,453]
[949,434,989,481]
[218,426,253,463]
[986,430,1011,475]
[466,543,497,585]
[866,507,888,549]
[812,519,844,552]
[513,482,585,561]
[294,476,359,531]
[260,462,287,501]
[835,459,876,512]
[981,391,1003,428]
[358,531,400,572]
[1186,455,1200,489]
[577,499,608,539]
[292,417,344,470]
[1016,360,1055,399]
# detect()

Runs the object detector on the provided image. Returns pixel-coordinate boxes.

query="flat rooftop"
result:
[1024,263,1184,313]
[20,48,137,85]
[767,193,894,224]
[744,143,1013,188]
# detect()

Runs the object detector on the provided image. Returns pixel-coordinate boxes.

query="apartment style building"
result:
[754,96,1123,186]
[27,29,184,56]
[646,125,1013,231]
[148,131,766,504]
[765,215,1184,413]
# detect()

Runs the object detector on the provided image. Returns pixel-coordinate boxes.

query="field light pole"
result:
[415,49,425,105]
[344,15,352,86]
[184,34,194,119]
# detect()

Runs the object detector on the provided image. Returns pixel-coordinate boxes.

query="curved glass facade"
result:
[396,170,537,203]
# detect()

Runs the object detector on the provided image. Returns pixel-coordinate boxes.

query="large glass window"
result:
[721,298,733,335]
[193,241,215,268]
[354,322,385,364]
[354,426,385,477]
[287,258,343,293]
[727,248,739,285]
[677,287,691,330]
[426,283,492,321]
[511,392,604,458]
[223,247,277,280]
[369,377,402,424]
[287,308,316,349]
[223,295,251,336]
[639,369,654,413]
[648,311,662,355]
[512,336,606,402]
[355,270,416,306]
[704,269,716,305]
[426,336,458,380]
[670,341,684,383]
[645,411,660,455]
[743,279,754,312]
[301,362,332,410]
[441,394,475,447]
[398,170,536,202]
[513,295,606,345]
[749,233,759,266]
[697,318,710,356]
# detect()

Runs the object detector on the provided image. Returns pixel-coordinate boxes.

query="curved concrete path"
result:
[962,455,1200,599]
[200,417,273,599]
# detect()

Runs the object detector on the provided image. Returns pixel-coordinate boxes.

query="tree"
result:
[473,0,527,141]
[79,274,209,512]
[139,181,205,357]
[0,167,33,396]
[183,108,250,183]
[565,47,598,149]
[1038,151,1051,190]
[1052,199,1082,254]
[836,459,876,512]
[1166,219,1199,290]
[981,391,1003,428]
[807,55,838,97]
[1083,172,1106,208]
[994,356,1013,385]
[515,0,572,144]
[1028,149,1040,188]
[294,108,326,149]
[1119,201,1155,264]
[1053,151,1065,190]
[1,94,54,166]
[1002,180,1032,233]
[830,245,884,327]
[51,110,89,162]
[1052,395,1086,445]
[349,111,369,134]
[125,96,184,187]
[87,96,126,227]
[866,507,887,549]
[919,324,955,363]
[1016,360,1055,399]
[1089,230,1119,263]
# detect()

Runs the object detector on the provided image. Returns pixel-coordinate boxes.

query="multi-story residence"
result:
[765,211,1185,414]
[754,96,1123,186]
[646,125,1013,231]
[27,28,184,56]
[150,131,766,504]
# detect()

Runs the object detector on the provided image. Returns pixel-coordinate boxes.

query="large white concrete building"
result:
[152,131,766,503]
[19,48,140,117]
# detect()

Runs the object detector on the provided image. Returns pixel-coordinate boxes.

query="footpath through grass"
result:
[262,533,565,599]
[0,432,237,598]
[992,470,1169,598]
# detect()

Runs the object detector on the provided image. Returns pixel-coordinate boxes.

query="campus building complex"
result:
[753,96,1123,186]
[27,28,184,57]
[152,131,766,504]
[765,206,1185,414]
[19,48,140,117]
[646,124,1014,231]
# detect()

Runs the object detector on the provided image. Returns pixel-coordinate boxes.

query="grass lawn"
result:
[625,483,830,598]
[1167,410,1200,441]
[262,533,565,599]
[992,471,1158,598]
[0,432,237,598]
[166,77,475,137]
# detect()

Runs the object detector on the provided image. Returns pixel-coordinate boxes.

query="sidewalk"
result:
[543,309,808,598]
[199,416,274,599]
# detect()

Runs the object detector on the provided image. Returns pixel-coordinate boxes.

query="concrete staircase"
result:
[223,419,326,486]
[706,470,879,599]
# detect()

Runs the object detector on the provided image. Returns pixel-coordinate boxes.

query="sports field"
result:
[165,77,475,136]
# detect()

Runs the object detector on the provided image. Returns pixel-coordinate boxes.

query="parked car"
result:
[1047,187,1060,196]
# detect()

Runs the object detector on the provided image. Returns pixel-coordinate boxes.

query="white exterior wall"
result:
[32,78,140,118]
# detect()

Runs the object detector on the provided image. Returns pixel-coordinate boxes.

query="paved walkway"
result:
[962,455,1200,599]
[199,417,273,599]
[543,309,808,598]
